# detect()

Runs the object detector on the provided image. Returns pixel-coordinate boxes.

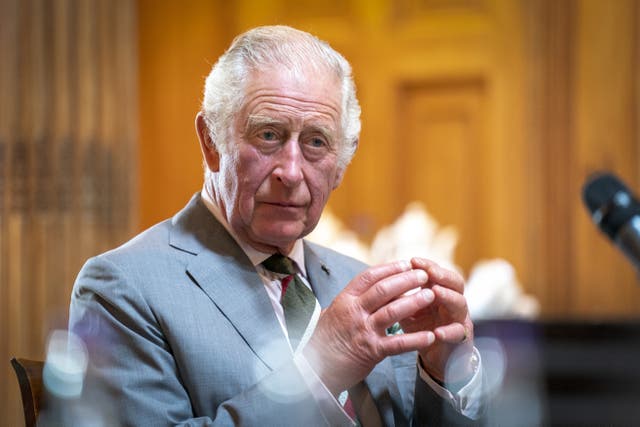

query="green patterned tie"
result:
[262,254,316,350]
[263,255,360,424]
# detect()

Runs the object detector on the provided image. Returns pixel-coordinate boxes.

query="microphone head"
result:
[582,172,640,239]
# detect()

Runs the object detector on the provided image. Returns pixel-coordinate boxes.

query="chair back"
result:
[10,357,45,427]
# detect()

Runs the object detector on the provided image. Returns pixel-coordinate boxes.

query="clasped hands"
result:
[303,257,475,396]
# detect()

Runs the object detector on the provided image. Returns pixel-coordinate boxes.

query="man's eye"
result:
[261,130,278,141]
[308,137,327,148]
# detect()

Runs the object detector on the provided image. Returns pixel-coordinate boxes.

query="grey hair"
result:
[201,25,360,172]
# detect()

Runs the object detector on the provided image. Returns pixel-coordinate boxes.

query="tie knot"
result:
[262,254,297,276]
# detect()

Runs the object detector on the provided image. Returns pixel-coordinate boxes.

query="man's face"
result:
[213,66,344,253]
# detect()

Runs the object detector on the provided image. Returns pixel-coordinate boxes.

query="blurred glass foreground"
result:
[39,330,116,427]
[44,330,88,400]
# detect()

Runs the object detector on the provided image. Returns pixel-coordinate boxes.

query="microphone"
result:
[582,172,640,271]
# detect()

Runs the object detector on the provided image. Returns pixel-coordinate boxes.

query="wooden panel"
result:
[572,0,640,315]
[137,0,232,230]
[282,0,353,21]
[520,0,576,314]
[1,0,137,424]
[397,79,488,272]
[392,0,491,37]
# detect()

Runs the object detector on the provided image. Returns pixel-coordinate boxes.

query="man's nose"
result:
[273,139,304,186]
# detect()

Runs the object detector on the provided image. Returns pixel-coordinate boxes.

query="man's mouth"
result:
[263,201,304,208]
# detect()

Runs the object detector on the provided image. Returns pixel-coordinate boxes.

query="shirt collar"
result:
[200,182,307,276]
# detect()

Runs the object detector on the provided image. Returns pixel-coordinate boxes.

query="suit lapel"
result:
[169,194,290,371]
[304,243,342,308]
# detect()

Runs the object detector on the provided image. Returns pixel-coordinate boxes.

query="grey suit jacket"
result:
[69,194,475,426]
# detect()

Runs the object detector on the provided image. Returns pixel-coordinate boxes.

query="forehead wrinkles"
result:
[242,92,341,131]
[248,90,339,116]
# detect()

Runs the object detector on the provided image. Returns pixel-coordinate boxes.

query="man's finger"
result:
[359,269,429,312]
[411,258,464,294]
[434,322,470,344]
[347,260,413,295]
[431,285,468,318]
[379,330,436,356]
[369,287,434,330]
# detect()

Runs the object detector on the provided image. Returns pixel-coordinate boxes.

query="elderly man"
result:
[70,25,484,426]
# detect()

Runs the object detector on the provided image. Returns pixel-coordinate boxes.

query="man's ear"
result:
[195,112,220,172]
[332,167,346,190]
[331,139,357,189]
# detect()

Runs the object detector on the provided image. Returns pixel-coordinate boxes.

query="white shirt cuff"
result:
[419,347,484,419]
